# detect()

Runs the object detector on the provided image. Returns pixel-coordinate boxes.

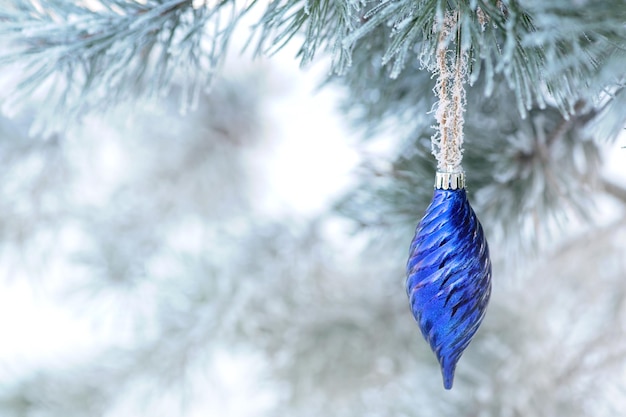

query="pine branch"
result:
[601,177,626,206]
[0,0,242,131]
[336,72,606,255]
[1,0,625,135]
[250,0,357,71]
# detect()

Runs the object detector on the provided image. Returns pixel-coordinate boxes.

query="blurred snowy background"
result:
[1,29,626,417]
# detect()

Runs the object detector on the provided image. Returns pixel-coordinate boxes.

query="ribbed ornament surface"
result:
[406,188,491,390]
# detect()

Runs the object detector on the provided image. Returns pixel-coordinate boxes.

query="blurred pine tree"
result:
[0,1,626,416]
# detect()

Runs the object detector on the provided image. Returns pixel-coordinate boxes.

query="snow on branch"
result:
[0,0,243,132]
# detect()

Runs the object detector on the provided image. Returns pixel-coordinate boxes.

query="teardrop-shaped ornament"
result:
[406,171,492,389]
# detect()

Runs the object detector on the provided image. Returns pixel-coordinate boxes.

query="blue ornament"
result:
[406,172,491,390]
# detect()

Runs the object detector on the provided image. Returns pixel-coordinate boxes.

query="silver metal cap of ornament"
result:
[435,171,465,190]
